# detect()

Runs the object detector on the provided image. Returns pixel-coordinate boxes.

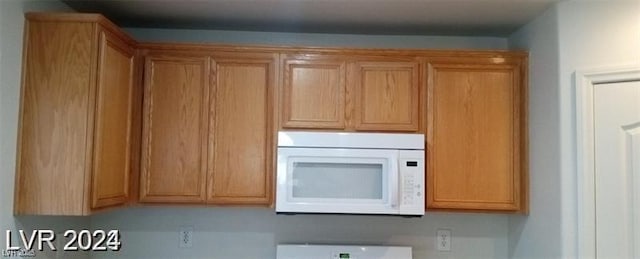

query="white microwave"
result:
[276,131,425,216]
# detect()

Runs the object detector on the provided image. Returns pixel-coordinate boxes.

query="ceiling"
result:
[63,0,562,36]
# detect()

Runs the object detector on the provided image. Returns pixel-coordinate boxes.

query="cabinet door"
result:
[353,61,420,131]
[140,54,210,203]
[208,53,276,205]
[427,60,525,211]
[281,56,347,129]
[91,30,135,209]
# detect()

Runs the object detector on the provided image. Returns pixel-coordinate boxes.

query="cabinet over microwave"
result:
[276,131,425,216]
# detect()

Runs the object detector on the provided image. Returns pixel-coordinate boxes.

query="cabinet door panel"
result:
[140,55,209,203]
[427,62,523,211]
[209,54,275,204]
[354,61,420,131]
[282,58,346,129]
[91,30,135,209]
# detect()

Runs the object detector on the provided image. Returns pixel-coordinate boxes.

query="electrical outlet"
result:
[436,229,451,252]
[179,227,193,248]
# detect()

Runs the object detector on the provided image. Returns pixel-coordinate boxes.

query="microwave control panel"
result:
[398,150,425,214]
[400,160,422,205]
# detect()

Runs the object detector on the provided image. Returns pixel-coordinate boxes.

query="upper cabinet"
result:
[13,12,528,215]
[14,13,137,215]
[207,52,276,205]
[281,55,347,129]
[140,54,210,203]
[139,48,276,205]
[426,56,528,212]
[280,54,422,132]
[352,61,420,131]
[91,30,136,209]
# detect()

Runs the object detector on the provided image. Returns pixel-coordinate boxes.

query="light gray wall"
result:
[125,27,508,49]
[555,1,640,257]
[507,5,563,259]
[92,207,508,259]
[0,1,90,258]
[507,0,640,257]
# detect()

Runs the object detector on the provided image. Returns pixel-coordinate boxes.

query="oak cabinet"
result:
[13,12,528,214]
[91,30,137,209]
[352,61,420,131]
[281,55,347,129]
[140,54,210,203]
[280,55,421,132]
[426,57,528,212]
[207,52,276,205]
[139,50,276,205]
[14,13,137,215]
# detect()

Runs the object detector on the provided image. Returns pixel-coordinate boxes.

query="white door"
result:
[594,80,640,258]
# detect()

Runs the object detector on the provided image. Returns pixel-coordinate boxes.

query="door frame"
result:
[575,65,640,258]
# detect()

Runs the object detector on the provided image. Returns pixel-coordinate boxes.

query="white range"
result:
[276,244,412,259]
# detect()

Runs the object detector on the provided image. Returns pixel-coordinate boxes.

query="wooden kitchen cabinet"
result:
[139,53,210,203]
[281,55,347,129]
[139,48,276,205]
[426,56,528,212]
[352,61,420,131]
[14,13,137,215]
[207,52,277,205]
[280,55,421,132]
[208,53,277,205]
[12,12,529,214]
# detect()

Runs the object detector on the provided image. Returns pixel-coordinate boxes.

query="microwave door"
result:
[276,148,400,215]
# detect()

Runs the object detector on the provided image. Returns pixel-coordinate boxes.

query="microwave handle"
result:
[390,159,400,209]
